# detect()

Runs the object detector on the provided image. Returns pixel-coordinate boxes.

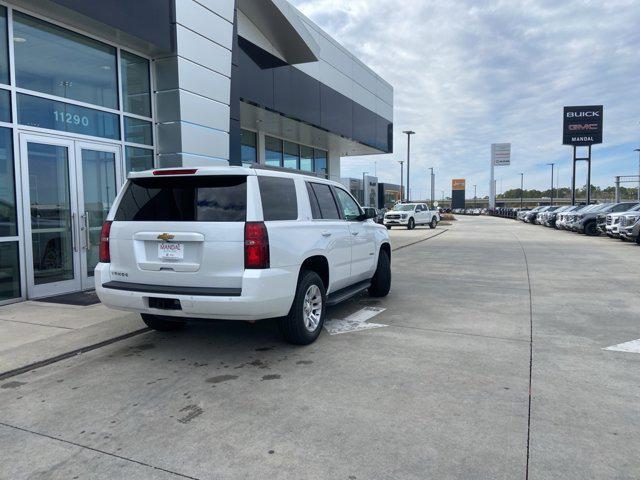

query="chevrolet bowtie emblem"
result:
[157,233,175,242]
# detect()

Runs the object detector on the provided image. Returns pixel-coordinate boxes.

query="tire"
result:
[369,249,391,298]
[141,313,186,332]
[429,217,437,229]
[407,218,415,230]
[636,236,640,245]
[386,225,392,230]
[584,221,598,236]
[278,270,326,345]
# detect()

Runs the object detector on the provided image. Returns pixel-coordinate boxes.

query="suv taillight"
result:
[99,221,112,263]
[244,222,269,269]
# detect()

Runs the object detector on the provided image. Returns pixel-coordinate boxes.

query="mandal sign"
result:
[563,105,603,146]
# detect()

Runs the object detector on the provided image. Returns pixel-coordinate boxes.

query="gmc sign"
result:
[563,105,603,145]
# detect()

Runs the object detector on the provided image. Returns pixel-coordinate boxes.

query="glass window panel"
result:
[258,176,298,221]
[311,183,340,219]
[240,129,257,166]
[283,141,299,170]
[115,176,247,222]
[265,136,282,167]
[124,116,152,145]
[0,7,8,85]
[0,242,20,301]
[27,143,74,285]
[300,145,313,172]
[0,128,15,237]
[0,89,11,122]
[125,146,153,173]
[17,94,120,140]
[334,187,362,221]
[81,149,116,277]
[314,149,328,178]
[121,51,151,117]
[14,12,117,109]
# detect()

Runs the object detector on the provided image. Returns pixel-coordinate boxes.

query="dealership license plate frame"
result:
[158,242,184,260]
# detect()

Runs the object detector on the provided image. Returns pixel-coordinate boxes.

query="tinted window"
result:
[306,182,321,219]
[121,51,151,117]
[115,176,246,222]
[18,94,120,140]
[311,183,340,219]
[125,146,153,173]
[0,127,15,237]
[14,12,117,108]
[265,136,282,167]
[259,176,298,221]
[124,117,152,145]
[334,188,362,221]
[0,7,8,85]
[241,130,257,166]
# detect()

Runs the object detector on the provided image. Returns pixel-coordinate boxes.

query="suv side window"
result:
[334,187,362,221]
[258,176,298,221]
[306,182,322,219]
[310,183,340,219]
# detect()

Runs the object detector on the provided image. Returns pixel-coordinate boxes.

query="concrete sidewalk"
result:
[0,301,145,379]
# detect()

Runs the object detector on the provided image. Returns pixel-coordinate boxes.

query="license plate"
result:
[158,242,184,259]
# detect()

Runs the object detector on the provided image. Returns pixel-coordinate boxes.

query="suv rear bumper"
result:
[95,264,298,321]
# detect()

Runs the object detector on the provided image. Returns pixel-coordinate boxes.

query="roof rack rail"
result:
[249,163,325,178]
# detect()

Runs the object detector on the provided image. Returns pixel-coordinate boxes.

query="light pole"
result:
[635,148,640,202]
[520,173,524,210]
[398,160,404,202]
[403,130,415,201]
[361,171,368,206]
[428,167,434,206]
[547,163,555,205]
[473,184,477,208]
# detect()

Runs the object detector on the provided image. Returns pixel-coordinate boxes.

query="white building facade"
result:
[0,0,393,303]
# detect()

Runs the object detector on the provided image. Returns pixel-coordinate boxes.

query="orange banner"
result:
[452,179,466,191]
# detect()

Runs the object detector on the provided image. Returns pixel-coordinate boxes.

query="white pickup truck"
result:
[95,166,392,345]
[383,203,439,230]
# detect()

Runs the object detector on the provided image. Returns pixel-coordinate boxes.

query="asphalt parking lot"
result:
[1,216,639,479]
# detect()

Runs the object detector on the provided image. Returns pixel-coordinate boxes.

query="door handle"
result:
[321,231,332,237]
[71,212,78,252]
[352,231,359,236]
[84,212,91,249]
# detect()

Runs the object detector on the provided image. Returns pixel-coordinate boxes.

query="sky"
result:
[290,0,640,198]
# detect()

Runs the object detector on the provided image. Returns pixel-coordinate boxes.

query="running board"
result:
[326,280,371,306]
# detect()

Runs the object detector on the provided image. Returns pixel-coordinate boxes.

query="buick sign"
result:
[563,105,603,145]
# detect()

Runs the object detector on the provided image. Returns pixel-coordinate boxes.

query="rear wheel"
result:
[279,270,326,345]
[369,249,391,297]
[407,218,415,230]
[429,217,437,229]
[141,314,186,332]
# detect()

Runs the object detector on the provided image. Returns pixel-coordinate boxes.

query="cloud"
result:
[289,0,640,197]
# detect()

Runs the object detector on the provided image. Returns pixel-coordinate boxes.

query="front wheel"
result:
[584,221,598,236]
[407,218,415,230]
[279,270,326,345]
[429,218,437,229]
[369,249,391,297]
[141,314,186,332]
[386,225,392,230]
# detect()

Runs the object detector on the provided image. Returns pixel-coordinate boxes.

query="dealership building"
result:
[0,0,393,304]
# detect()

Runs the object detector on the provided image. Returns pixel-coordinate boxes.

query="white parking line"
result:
[603,339,640,354]
[324,307,387,335]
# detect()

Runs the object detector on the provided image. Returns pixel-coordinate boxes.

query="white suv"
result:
[95,166,392,345]
[383,203,440,230]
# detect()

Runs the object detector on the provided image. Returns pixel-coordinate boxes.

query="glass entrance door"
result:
[75,142,120,289]
[19,134,121,298]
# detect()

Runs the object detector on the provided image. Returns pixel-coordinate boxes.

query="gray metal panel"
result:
[175,0,233,49]
[175,24,232,77]
[195,0,235,23]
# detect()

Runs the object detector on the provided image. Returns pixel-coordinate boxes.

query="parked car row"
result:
[452,208,486,215]
[518,202,640,242]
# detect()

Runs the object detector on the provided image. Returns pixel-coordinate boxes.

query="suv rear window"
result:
[114,176,247,222]
[258,176,298,221]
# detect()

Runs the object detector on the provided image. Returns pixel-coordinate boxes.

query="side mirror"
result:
[359,208,377,221]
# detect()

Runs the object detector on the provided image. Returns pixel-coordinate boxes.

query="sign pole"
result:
[586,145,592,204]
[489,149,495,209]
[571,146,577,205]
